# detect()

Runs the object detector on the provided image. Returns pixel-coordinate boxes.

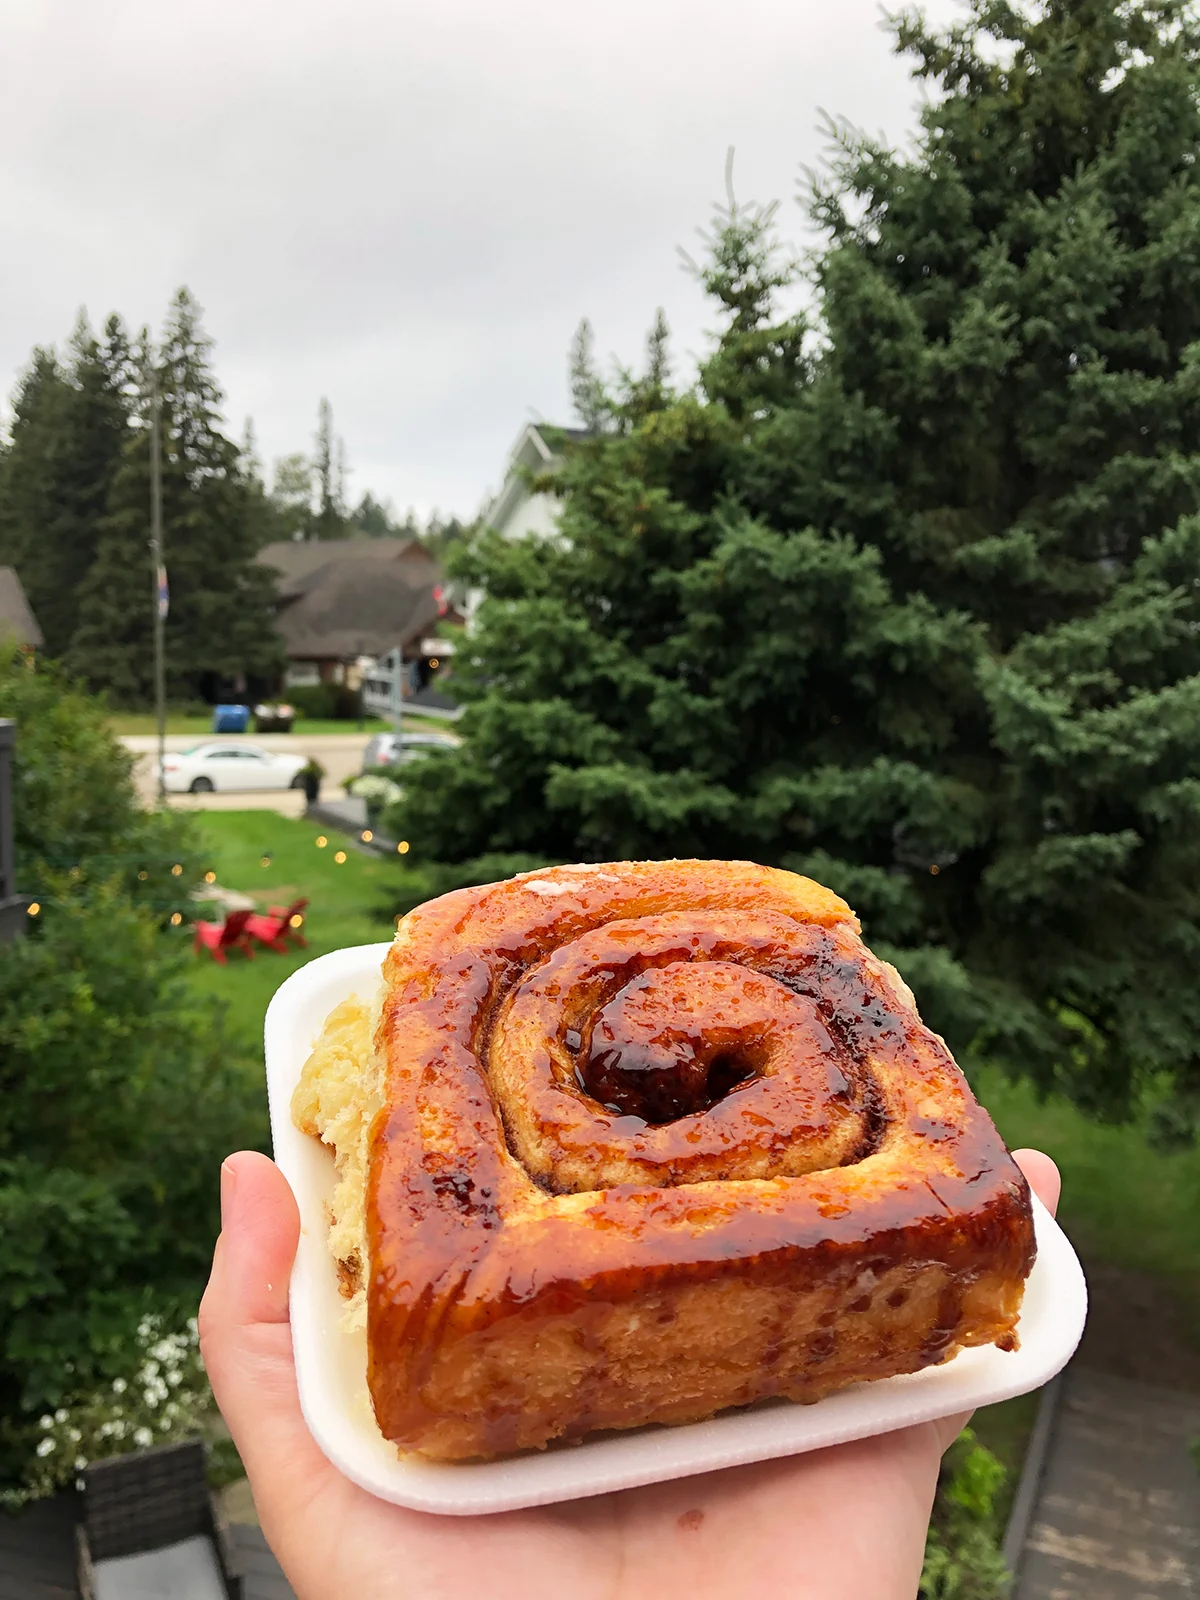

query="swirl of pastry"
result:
[293,860,1036,1462]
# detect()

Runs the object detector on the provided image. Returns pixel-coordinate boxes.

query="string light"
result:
[397,841,411,855]
[171,864,183,877]
[27,902,41,917]
[361,830,374,843]
[289,914,304,929]
[930,865,941,876]
[335,851,347,864]
[316,836,328,849]
[260,855,272,869]
[429,658,440,670]
[138,871,148,882]
[170,912,183,926]
[204,871,217,885]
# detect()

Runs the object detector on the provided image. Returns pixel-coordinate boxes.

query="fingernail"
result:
[220,1159,238,1230]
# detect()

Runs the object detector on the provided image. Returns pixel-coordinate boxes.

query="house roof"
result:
[0,568,43,649]
[260,543,443,661]
[259,538,435,597]
[484,422,592,533]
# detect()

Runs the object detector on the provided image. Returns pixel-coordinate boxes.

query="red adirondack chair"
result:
[263,897,310,949]
[245,908,291,954]
[192,908,255,964]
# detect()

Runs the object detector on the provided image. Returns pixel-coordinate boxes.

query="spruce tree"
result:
[394,0,1200,1140]
[71,290,282,703]
[0,316,134,655]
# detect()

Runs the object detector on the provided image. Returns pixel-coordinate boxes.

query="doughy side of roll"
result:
[292,861,1036,1461]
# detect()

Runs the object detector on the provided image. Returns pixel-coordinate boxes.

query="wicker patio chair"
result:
[75,1440,241,1600]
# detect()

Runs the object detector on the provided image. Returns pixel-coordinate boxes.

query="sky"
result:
[0,0,962,522]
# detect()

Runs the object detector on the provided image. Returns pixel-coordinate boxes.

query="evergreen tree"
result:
[393,0,1200,1140]
[0,316,134,655]
[312,397,349,539]
[71,291,283,703]
[348,490,398,538]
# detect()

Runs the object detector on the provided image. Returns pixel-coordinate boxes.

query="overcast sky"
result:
[1,0,961,521]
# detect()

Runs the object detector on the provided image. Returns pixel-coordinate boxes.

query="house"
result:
[482,423,590,541]
[0,567,43,652]
[258,538,458,692]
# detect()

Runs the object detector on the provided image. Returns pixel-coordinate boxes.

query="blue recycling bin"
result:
[212,704,251,734]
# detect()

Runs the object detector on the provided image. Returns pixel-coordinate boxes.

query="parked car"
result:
[158,743,310,794]
[360,730,457,773]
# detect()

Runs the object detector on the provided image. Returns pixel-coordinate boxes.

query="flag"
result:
[156,566,169,622]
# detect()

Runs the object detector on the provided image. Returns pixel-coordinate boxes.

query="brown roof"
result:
[259,538,436,597]
[258,543,442,661]
[0,568,43,648]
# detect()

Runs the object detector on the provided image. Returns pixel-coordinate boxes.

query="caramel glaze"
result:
[367,861,1036,1458]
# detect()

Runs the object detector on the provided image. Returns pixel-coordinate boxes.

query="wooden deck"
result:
[1014,1368,1200,1598]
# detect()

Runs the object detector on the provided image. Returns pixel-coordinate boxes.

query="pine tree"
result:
[312,397,349,539]
[71,290,282,703]
[393,0,1200,1140]
[0,316,134,655]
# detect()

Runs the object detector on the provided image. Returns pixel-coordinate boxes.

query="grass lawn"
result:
[186,811,401,1054]
[108,712,450,739]
[973,1065,1200,1324]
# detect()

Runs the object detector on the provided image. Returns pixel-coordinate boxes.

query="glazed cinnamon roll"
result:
[292,861,1035,1461]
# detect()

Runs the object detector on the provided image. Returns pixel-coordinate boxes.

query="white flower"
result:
[186,1317,199,1336]
[53,1409,68,1424]
[159,1417,171,1431]
[112,1378,127,1395]
[68,1429,81,1443]
[36,1439,55,1458]
[144,1391,159,1409]
[133,1427,153,1448]
[38,1416,53,1430]
[74,1456,86,1471]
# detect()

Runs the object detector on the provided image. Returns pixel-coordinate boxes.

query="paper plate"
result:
[265,943,1088,1517]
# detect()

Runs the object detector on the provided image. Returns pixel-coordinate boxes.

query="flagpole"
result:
[149,375,167,806]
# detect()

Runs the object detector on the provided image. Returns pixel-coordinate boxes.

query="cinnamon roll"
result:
[292,861,1035,1461]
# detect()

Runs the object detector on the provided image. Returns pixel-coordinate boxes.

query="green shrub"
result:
[0,655,260,1491]
[288,682,362,721]
[920,1430,1011,1599]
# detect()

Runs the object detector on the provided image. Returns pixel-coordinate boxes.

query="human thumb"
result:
[198,1151,328,1501]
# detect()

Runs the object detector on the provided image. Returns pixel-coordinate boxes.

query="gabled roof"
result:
[484,422,591,533]
[258,543,443,661]
[0,568,43,649]
[259,538,436,600]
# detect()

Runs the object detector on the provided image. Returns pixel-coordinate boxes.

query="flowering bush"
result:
[18,1314,216,1504]
[349,774,404,808]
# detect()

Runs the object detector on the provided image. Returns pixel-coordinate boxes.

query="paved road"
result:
[122,732,373,812]
[1015,1368,1200,1597]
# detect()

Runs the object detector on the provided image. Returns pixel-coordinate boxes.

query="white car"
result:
[158,743,310,795]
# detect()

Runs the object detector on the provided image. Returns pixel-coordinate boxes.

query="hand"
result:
[200,1148,1060,1600]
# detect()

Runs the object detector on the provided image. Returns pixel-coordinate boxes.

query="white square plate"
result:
[265,943,1088,1517]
